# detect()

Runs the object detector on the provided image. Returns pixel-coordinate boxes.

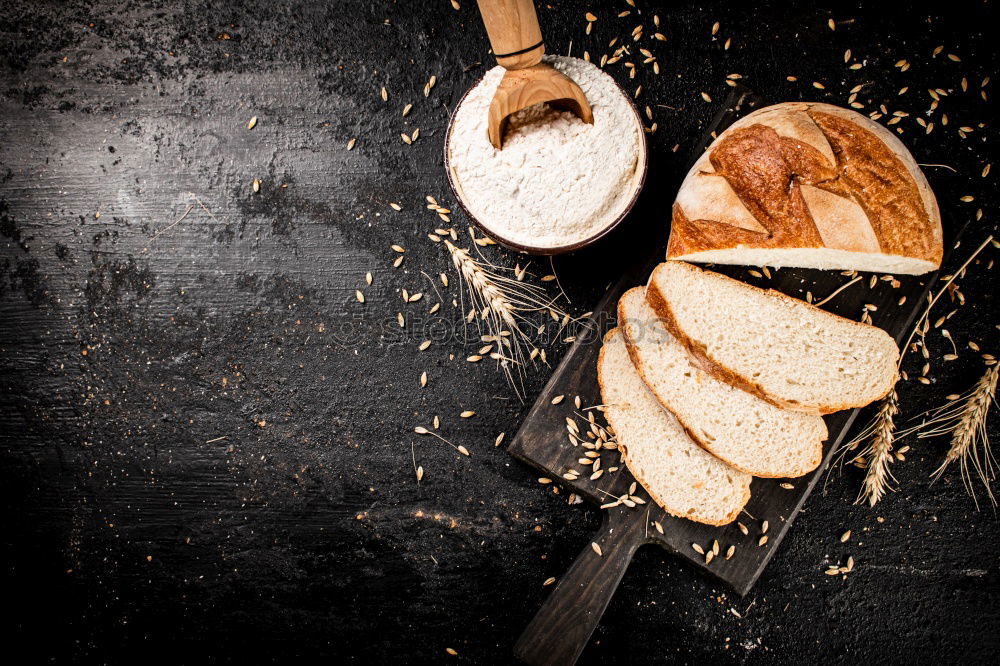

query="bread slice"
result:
[647,261,899,415]
[619,288,826,477]
[598,328,751,525]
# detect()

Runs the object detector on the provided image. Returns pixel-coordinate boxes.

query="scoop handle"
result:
[476,0,545,70]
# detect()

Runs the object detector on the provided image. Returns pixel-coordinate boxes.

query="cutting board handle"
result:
[514,507,649,666]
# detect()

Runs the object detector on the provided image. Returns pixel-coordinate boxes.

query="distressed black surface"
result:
[1,1,998,664]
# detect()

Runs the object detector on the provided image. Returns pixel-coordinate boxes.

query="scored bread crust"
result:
[646,261,898,416]
[667,102,943,274]
[618,290,823,477]
[598,328,751,526]
[810,104,941,242]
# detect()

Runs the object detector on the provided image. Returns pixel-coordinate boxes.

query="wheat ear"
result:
[443,240,569,394]
[849,385,899,506]
[920,364,998,508]
[846,234,995,506]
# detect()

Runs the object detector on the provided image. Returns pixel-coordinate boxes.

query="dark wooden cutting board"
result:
[509,88,952,666]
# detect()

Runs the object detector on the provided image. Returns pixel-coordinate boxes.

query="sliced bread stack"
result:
[618,288,827,478]
[599,261,899,525]
[598,329,752,525]
[646,261,899,414]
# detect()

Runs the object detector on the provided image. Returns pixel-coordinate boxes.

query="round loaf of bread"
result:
[667,102,942,274]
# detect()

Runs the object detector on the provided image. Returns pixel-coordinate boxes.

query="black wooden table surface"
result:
[1,1,997,663]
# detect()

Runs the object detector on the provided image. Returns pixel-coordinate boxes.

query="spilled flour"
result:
[447,56,644,250]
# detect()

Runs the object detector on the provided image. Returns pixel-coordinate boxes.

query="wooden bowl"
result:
[444,69,648,256]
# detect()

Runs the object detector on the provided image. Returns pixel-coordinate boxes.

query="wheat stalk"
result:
[918,364,998,508]
[897,234,994,362]
[848,386,899,506]
[443,240,570,395]
[843,234,995,506]
[446,241,521,329]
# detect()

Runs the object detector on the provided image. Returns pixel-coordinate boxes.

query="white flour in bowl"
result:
[447,56,644,250]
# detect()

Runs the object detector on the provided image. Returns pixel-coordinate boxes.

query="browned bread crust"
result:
[667,102,942,272]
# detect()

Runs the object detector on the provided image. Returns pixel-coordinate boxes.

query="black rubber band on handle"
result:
[494,40,544,59]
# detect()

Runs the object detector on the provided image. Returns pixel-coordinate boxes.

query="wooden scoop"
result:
[477,0,594,149]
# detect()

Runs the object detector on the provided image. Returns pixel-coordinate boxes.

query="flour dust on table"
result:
[447,55,644,250]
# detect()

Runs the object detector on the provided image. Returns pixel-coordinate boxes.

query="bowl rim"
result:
[443,59,649,256]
